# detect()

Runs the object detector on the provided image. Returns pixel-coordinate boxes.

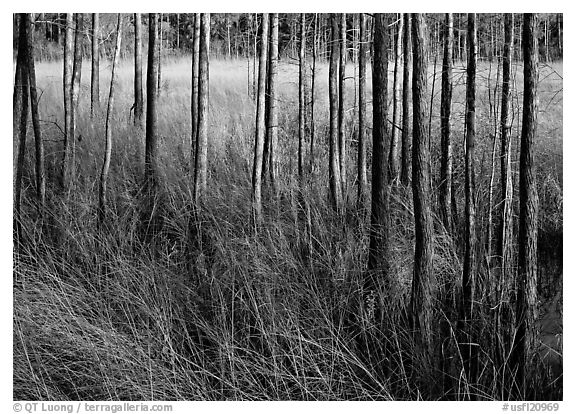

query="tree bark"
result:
[157,13,162,96]
[310,13,318,175]
[194,13,210,206]
[191,13,201,160]
[329,14,343,212]
[144,13,159,195]
[440,13,454,233]
[400,13,411,186]
[460,13,479,385]
[409,13,434,355]
[267,13,279,191]
[134,13,144,125]
[61,13,74,191]
[298,13,306,180]
[25,13,46,212]
[512,13,539,396]
[72,13,83,143]
[99,14,123,226]
[91,13,99,118]
[338,13,347,196]
[357,13,368,208]
[251,13,269,223]
[366,13,391,296]
[389,14,403,182]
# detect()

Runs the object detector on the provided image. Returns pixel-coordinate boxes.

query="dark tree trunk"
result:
[409,13,434,354]
[25,13,45,212]
[357,12,368,208]
[72,13,83,143]
[99,14,123,227]
[460,13,479,386]
[366,13,391,296]
[338,13,347,196]
[512,13,539,396]
[157,13,162,96]
[191,13,200,160]
[91,13,99,118]
[267,13,279,191]
[251,13,269,223]
[194,14,211,206]
[400,13,411,186]
[134,13,144,125]
[144,13,159,195]
[310,13,318,174]
[14,13,29,231]
[329,14,343,212]
[298,13,306,180]
[61,13,74,192]
[389,14,403,182]
[440,13,454,233]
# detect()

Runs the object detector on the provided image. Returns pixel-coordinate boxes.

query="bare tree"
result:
[512,12,539,395]
[400,13,411,185]
[389,14,403,181]
[310,13,318,174]
[439,13,454,232]
[71,13,83,142]
[61,13,74,191]
[298,13,306,179]
[25,13,45,212]
[194,13,210,205]
[99,14,123,226]
[133,13,144,124]
[251,13,269,222]
[267,13,279,191]
[191,13,200,157]
[91,13,99,118]
[329,14,343,212]
[338,13,347,196]
[460,13,478,385]
[366,13,390,297]
[409,13,434,354]
[357,13,368,207]
[144,13,159,195]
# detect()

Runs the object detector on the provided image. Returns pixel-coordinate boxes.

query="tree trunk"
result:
[72,13,83,144]
[298,13,306,180]
[409,13,434,354]
[329,14,343,212]
[99,14,123,227]
[14,13,29,231]
[251,13,269,223]
[144,13,159,195]
[191,13,201,159]
[194,14,210,206]
[25,13,46,212]
[357,13,368,208]
[310,13,318,175]
[512,13,539,396]
[134,13,144,125]
[157,13,163,96]
[400,13,411,186]
[389,14,403,182]
[61,13,74,191]
[366,13,390,296]
[440,13,454,233]
[460,13,479,386]
[338,13,347,197]
[91,13,99,118]
[267,13,279,191]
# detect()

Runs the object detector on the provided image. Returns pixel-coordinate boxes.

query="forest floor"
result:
[13,57,563,400]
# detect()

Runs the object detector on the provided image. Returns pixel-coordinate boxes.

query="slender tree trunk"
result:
[389,14,403,182]
[497,13,514,334]
[267,13,279,191]
[310,13,318,175]
[157,13,162,96]
[99,14,123,226]
[400,13,411,185]
[460,13,479,386]
[251,13,269,223]
[14,13,29,231]
[338,13,347,197]
[72,13,83,143]
[440,13,454,233]
[134,13,144,124]
[91,13,99,118]
[409,13,434,355]
[329,14,343,212]
[194,14,210,206]
[25,13,45,212]
[144,13,159,194]
[512,13,539,396]
[176,13,180,50]
[61,13,74,191]
[366,13,391,296]
[191,13,201,159]
[357,13,368,208]
[298,13,306,180]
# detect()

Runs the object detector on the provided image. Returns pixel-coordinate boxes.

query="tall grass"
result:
[13,57,562,400]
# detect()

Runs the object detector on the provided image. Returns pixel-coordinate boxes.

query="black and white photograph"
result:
[9,3,566,408]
